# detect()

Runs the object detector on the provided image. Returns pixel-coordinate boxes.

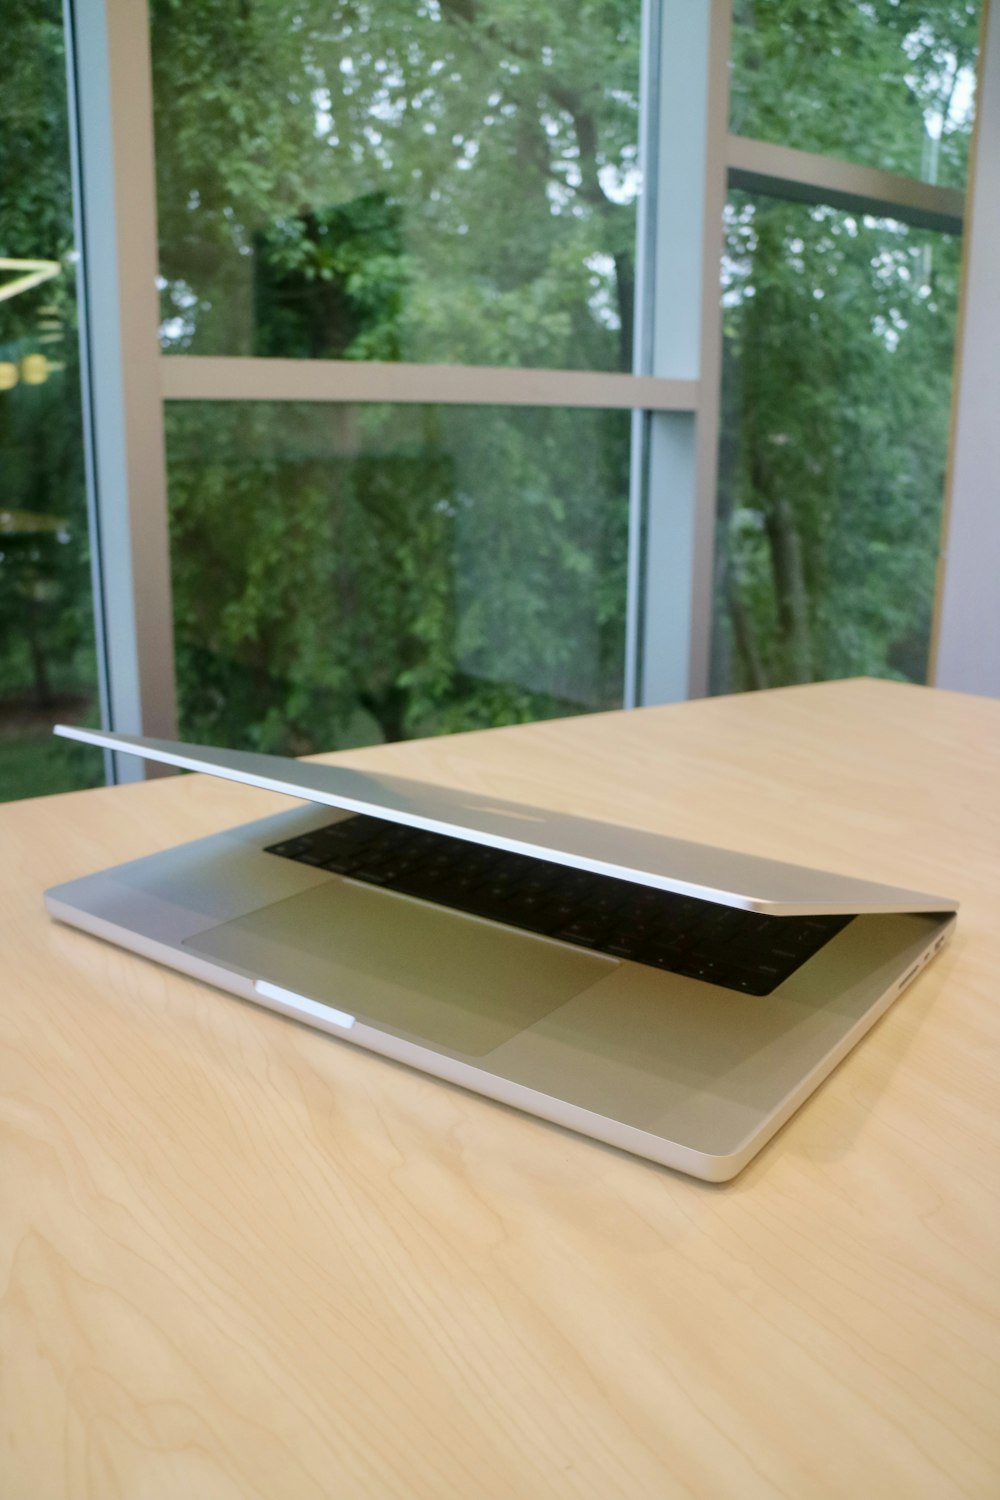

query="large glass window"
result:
[0,1,101,801]
[1,1,988,802]
[166,401,628,752]
[151,0,641,372]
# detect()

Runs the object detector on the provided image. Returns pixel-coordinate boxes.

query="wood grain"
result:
[2,679,998,1499]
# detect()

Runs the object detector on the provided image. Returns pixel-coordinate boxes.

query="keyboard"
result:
[265,815,852,996]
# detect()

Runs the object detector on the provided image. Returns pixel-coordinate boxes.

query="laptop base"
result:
[45,803,954,1181]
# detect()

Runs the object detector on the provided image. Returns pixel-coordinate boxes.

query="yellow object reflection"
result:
[21,354,49,385]
[0,257,61,303]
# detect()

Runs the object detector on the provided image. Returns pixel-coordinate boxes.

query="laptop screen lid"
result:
[54,726,957,919]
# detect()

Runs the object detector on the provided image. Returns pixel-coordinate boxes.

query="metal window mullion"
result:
[66,0,177,777]
[630,0,730,708]
[63,0,113,786]
[159,356,697,412]
[623,0,662,708]
[686,0,732,701]
[726,134,965,234]
[932,0,1000,696]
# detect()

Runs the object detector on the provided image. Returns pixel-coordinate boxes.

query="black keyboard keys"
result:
[265,816,852,995]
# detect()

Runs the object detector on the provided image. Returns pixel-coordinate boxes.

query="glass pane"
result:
[165,402,628,752]
[151,0,640,371]
[0,3,102,802]
[730,0,980,188]
[711,192,961,693]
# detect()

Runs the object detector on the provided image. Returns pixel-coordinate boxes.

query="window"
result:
[2,0,990,804]
[712,195,962,690]
[0,1,101,801]
[152,0,641,372]
[148,0,685,759]
[166,400,628,750]
[712,0,979,693]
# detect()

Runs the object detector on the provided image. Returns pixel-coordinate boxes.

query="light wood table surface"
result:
[2,678,998,1500]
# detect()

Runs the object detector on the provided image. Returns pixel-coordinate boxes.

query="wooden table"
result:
[2,679,998,1499]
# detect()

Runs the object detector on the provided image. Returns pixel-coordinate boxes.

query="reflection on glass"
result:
[0,3,101,802]
[165,402,628,754]
[730,0,980,188]
[151,0,640,370]
[711,192,961,693]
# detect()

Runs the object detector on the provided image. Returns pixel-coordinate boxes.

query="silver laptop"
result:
[45,724,958,1181]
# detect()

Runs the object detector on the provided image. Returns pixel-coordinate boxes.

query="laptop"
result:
[45,724,958,1181]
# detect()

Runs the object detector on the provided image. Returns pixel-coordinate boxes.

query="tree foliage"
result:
[731,0,978,185]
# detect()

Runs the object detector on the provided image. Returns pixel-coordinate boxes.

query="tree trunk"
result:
[765,494,812,683]
[24,598,53,709]
[728,581,769,690]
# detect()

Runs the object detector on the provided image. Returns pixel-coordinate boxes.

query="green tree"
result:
[730,0,979,186]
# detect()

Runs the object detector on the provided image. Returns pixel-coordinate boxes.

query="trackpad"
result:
[184,879,614,1057]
